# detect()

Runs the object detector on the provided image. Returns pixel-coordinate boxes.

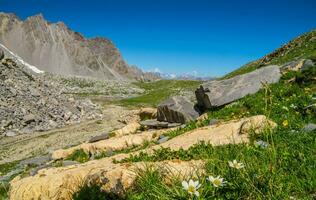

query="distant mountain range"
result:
[0,12,158,81]
[158,72,215,81]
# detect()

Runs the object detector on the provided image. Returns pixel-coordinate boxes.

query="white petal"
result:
[194,191,200,197]
[182,181,188,190]
[208,176,214,182]
[194,181,199,187]
[189,179,195,187]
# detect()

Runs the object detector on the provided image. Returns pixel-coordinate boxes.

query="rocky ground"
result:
[0,56,102,136]
[47,74,144,100]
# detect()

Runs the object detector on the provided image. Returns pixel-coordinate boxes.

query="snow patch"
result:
[0,43,44,74]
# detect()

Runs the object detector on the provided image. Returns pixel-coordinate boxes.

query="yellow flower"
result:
[282,120,289,127]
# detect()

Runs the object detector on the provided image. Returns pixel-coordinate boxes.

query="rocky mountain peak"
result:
[0,12,159,81]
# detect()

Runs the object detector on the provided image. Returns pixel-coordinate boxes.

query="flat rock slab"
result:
[9,159,204,200]
[145,115,277,153]
[20,155,51,166]
[51,128,176,160]
[157,96,200,124]
[88,132,109,143]
[140,119,181,129]
[195,65,281,109]
[9,115,276,200]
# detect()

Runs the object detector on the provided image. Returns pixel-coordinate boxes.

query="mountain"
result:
[223,29,316,79]
[0,13,158,81]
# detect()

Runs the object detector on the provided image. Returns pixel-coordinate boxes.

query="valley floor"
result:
[1,72,315,199]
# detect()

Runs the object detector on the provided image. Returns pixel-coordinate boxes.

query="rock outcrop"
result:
[195,65,281,109]
[10,115,275,200]
[51,128,175,160]
[0,56,101,135]
[281,59,315,72]
[157,96,200,124]
[147,115,276,152]
[0,12,158,81]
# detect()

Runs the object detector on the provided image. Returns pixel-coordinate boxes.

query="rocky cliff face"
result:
[0,12,157,81]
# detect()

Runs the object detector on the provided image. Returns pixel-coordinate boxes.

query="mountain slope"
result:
[0,13,157,81]
[223,29,316,79]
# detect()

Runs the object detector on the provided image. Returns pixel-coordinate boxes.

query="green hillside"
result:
[223,29,316,79]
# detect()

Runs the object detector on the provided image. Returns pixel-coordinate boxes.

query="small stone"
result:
[4,130,17,137]
[255,140,269,148]
[62,160,80,167]
[158,136,170,144]
[303,123,316,132]
[209,119,219,126]
[89,132,109,143]
[23,114,36,124]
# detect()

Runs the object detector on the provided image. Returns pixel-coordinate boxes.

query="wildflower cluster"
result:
[182,160,244,197]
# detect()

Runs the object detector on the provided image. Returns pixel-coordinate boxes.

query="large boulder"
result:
[195,65,281,109]
[157,96,200,124]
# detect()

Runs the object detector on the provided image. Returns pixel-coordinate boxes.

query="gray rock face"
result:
[195,65,281,109]
[0,12,158,81]
[157,96,200,124]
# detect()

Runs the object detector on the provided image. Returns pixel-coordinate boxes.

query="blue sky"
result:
[1,0,316,77]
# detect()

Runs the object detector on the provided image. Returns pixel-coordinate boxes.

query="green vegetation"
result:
[223,29,316,79]
[0,182,9,200]
[66,149,90,163]
[120,80,202,107]
[0,161,19,176]
[73,184,124,200]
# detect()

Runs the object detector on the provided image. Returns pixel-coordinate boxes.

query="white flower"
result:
[290,104,297,109]
[228,160,245,169]
[255,140,269,148]
[182,179,201,197]
[207,175,226,187]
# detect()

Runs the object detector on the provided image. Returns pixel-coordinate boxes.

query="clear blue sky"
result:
[1,0,316,77]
